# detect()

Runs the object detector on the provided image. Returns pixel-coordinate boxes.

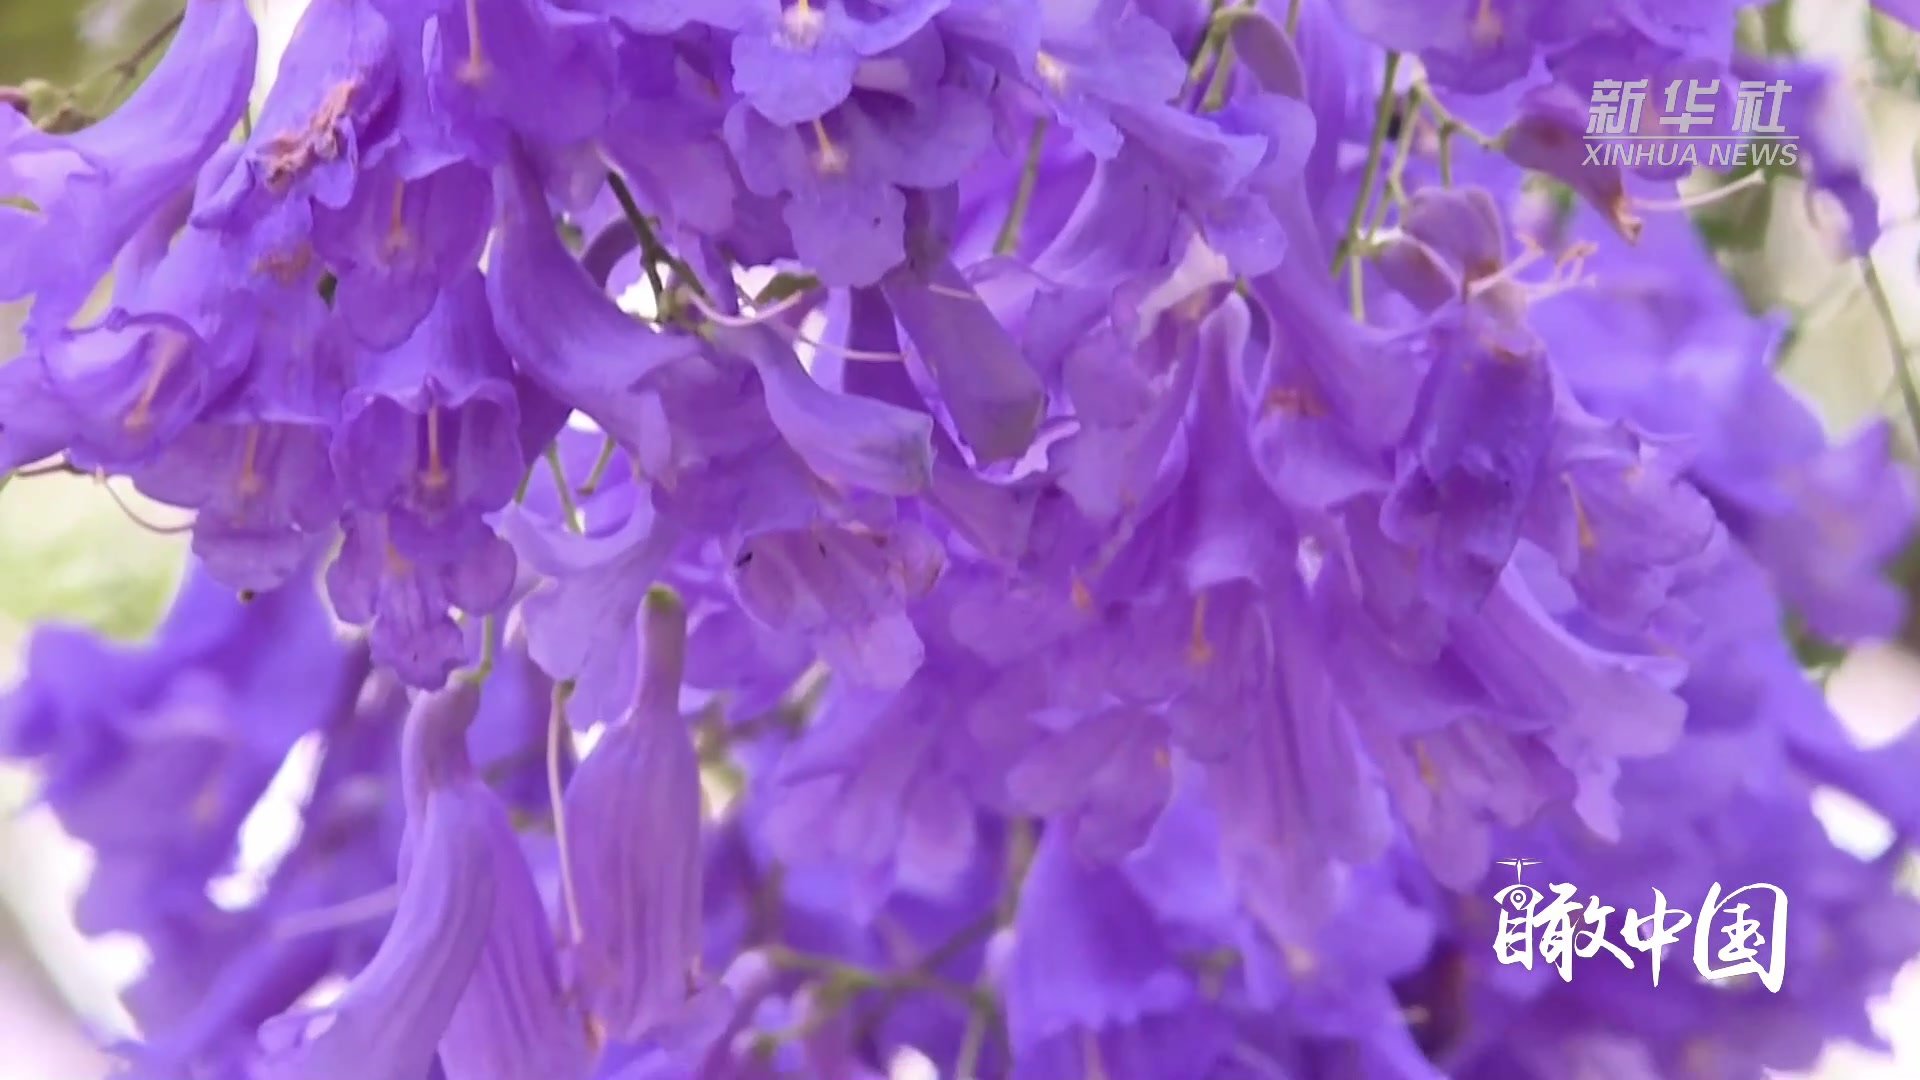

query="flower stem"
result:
[606,172,670,299]
[1200,25,1240,111]
[545,445,583,533]
[995,119,1050,256]
[1367,83,1426,236]
[1332,52,1402,276]
[1861,256,1920,450]
[464,615,497,685]
[578,434,619,496]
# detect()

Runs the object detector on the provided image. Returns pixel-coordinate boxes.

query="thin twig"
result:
[1861,256,1920,450]
[1332,52,1403,275]
[545,445,583,533]
[578,435,619,496]
[994,119,1050,256]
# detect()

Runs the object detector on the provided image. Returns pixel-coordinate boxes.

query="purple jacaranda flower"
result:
[1731,421,1915,641]
[1380,309,1554,616]
[251,685,500,1079]
[0,562,362,960]
[1531,212,1916,641]
[14,217,268,469]
[315,161,494,349]
[115,662,398,1076]
[333,269,535,555]
[1017,0,1188,159]
[599,56,739,243]
[730,518,944,689]
[711,323,935,496]
[422,0,620,161]
[6,2,1920,1076]
[1004,825,1229,1078]
[1448,566,1688,834]
[1735,57,1878,254]
[1204,575,1392,941]
[437,800,592,1080]
[878,203,1045,463]
[564,586,704,1043]
[501,474,686,725]
[326,510,516,688]
[0,0,257,330]
[131,291,343,592]
[1523,406,1725,634]
[1332,0,1611,93]
[1499,82,1643,242]
[487,153,704,476]
[196,0,398,241]
[757,655,991,910]
[1030,106,1265,290]
[723,79,993,285]
[717,0,948,126]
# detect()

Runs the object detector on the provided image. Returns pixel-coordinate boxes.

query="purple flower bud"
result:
[563,586,704,1042]
[253,687,498,1080]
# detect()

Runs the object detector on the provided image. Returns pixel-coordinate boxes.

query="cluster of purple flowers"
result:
[4,0,1920,1076]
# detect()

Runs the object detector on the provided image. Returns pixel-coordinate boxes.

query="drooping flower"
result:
[563,586,704,1042]
[0,0,258,329]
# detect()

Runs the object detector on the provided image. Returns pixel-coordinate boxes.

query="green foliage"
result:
[0,0,87,85]
[0,474,185,669]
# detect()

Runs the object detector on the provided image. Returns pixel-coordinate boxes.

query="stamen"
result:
[236,426,265,499]
[1472,0,1503,45]
[124,333,186,433]
[583,1014,607,1055]
[1263,384,1324,418]
[1464,233,1544,304]
[421,406,451,492]
[925,281,983,303]
[272,885,402,939]
[462,0,489,83]
[385,541,412,576]
[191,781,224,825]
[1187,591,1214,666]
[1283,943,1318,977]
[254,243,314,283]
[386,178,410,254]
[810,118,848,175]
[1414,740,1441,790]
[1633,170,1766,214]
[781,0,826,48]
[1563,474,1597,551]
[1082,1030,1112,1080]
[1550,239,1599,283]
[1034,51,1070,93]
[1070,575,1095,612]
